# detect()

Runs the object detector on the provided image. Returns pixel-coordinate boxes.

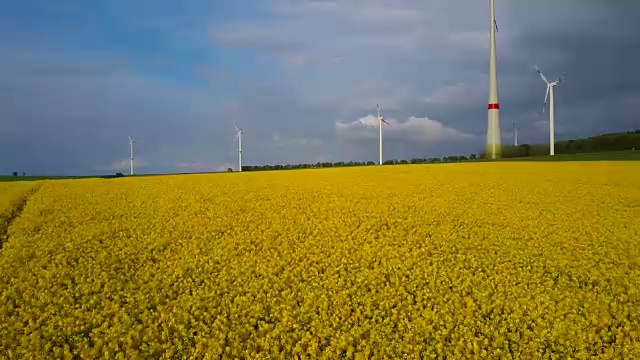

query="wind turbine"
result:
[535,65,566,156]
[486,0,503,159]
[513,120,518,146]
[377,103,390,165]
[233,121,244,172]
[128,136,136,175]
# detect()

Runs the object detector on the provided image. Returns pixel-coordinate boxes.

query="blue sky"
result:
[1,0,639,175]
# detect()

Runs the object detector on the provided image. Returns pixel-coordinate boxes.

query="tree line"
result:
[480,130,640,159]
[11,130,636,176]
[238,155,478,172]
[238,130,639,172]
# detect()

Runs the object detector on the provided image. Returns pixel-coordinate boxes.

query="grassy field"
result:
[1,162,639,358]
[502,150,640,162]
[0,175,99,182]
[2,151,637,182]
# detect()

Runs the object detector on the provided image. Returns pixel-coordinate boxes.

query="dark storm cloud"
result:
[211,0,640,162]
[502,1,640,135]
[2,0,639,174]
[386,1,640,149]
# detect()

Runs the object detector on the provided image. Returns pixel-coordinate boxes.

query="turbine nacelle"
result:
[536,66,567,114]
[232,122,244,148]
[536,65,566,87]
[549,75,566,87]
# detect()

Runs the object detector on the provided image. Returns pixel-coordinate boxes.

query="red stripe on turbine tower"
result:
[488,103,500,110]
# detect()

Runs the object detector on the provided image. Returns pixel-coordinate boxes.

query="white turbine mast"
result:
[377,103,390,165]
[513,120,518,146]
[233,121,244,172]
[128,136,136,175]
[486,0,503,159]
[535,65,566,156]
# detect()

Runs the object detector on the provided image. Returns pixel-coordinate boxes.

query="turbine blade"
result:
[494,19,499,33]
[381,118,389,125]
[232,119,242,134]
[538,86,550,116]
[535,66,549,84]
[558,74,567,83]
[544,86,550,104]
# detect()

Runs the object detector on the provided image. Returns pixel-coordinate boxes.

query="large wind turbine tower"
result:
[128,136,136,175]
[486,0,502,159]
[233,122,244,172]
[377,104,389,165]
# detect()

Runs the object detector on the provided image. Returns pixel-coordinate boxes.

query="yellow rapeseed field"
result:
[0,182,40,243]
[1,162,639,359]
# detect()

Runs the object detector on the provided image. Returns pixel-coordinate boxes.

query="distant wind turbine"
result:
[233,121,244,172]
[377,104,390,165]
[513,120,518,146]
[128,136,136,175]
[535,65,566,156]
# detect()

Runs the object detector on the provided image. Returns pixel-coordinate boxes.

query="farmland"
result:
[1,162,639,358]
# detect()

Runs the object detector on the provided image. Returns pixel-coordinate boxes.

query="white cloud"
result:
[336,115,476,144]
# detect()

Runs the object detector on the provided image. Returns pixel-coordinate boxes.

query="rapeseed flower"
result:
[0,162,639,358]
